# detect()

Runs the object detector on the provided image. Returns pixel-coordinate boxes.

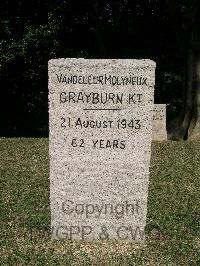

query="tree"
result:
[1,0,199,138]
[165,0,200,140]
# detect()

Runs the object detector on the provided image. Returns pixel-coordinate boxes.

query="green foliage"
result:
[0,0,199,135]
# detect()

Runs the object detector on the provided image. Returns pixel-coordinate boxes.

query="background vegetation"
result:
[1,0,198,136]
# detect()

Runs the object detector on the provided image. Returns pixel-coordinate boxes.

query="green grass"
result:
[0,138,200,265]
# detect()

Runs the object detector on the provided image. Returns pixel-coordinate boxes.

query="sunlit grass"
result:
[0,138,199,265]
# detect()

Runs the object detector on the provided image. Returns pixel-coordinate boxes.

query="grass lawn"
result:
[0,138,200,265]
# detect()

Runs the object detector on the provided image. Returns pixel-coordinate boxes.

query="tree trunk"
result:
[187,28,200,139]
[167,1,200,140]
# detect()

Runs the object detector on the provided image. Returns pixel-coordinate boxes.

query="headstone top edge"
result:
[48,58,156,67]
[154,104,166,107]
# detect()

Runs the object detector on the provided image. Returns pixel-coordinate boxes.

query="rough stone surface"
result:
[48,58,156,241]
[152,104,167,141]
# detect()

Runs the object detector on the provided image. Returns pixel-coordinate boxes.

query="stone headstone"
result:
[48,58,156,241]
[152,104,167,141]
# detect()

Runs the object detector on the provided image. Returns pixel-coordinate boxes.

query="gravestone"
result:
[152,104,167,141]
[48,58,156,240]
